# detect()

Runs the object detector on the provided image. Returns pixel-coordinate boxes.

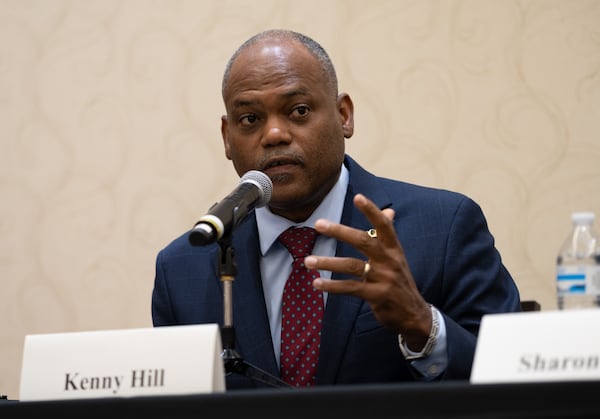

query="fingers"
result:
[313,218,374,253]
[313,194,398,257]
[305,254,373,296]
[352,194,397,247]
[305,256,366,278]
[382,208,395,221]
[306,193,427,334]
[313,276,364,295]
[307,193,408,297]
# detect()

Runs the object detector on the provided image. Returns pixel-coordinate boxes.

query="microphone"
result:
[188,170,273,246]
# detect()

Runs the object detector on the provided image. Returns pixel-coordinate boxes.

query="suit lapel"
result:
[317,156,393,384]
[229,217,280,378]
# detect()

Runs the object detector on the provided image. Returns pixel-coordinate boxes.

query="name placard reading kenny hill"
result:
[19,324,225,401]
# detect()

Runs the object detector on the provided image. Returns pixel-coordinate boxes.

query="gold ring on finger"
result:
[362,261,371,278]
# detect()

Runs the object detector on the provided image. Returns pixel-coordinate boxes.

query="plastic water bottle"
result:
[556,212,600,310]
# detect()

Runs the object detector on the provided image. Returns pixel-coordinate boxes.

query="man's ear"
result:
[221,115,232,160]
[338,93,355,139]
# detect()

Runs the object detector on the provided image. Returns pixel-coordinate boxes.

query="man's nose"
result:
[261,117,292,146]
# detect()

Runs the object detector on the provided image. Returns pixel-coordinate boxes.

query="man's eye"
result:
[291,105,310,117]
[240,114,257,125]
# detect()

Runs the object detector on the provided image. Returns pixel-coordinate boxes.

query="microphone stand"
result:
[215,230,292,389]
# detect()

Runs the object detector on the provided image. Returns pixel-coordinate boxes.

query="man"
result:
[152,29,521,389]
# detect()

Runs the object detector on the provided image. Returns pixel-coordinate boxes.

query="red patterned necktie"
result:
[278,227,323,387]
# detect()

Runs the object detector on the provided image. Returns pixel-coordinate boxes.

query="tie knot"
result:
[278,227,318,259]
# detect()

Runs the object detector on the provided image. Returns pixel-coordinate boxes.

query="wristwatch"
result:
[398,304,439,360]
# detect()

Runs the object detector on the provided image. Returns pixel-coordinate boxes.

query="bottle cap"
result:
[571,212,595,225]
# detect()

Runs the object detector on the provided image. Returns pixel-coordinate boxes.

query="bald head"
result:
[222,29,338,100]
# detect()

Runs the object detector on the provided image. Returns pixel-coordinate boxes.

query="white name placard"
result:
[19,324,225,401]
[471,309,600,384]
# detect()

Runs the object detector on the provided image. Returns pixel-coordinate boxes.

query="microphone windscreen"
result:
[240,170,273,207]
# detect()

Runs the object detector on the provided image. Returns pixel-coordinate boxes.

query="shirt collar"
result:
[256,164,349,256]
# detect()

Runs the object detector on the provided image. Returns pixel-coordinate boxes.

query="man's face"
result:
[221,39,354,222]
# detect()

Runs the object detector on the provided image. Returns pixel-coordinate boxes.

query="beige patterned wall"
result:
[1,0,599,398]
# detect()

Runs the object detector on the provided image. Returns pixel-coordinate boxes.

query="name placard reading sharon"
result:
[471,309,600,384]
[19,324,225,401]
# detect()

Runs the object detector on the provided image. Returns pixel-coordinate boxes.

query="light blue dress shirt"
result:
[255,165,447,379]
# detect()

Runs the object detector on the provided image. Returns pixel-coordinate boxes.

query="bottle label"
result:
[557,265,600,295]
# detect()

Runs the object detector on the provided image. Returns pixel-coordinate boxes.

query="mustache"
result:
[257,151,306,171]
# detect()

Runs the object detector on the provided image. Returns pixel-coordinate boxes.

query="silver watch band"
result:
[398,304,439,360]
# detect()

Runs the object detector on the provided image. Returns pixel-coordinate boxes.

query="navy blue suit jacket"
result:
[152,155,521,389]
